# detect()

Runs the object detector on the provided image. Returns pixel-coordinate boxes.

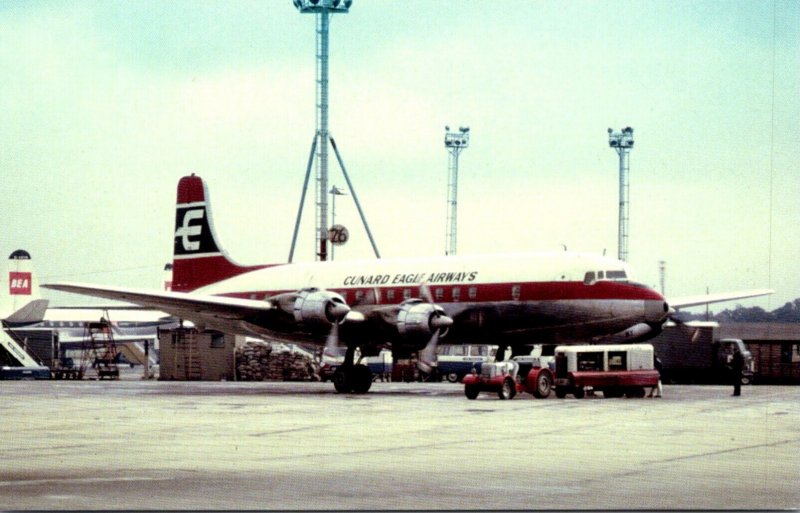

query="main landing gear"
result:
[332,345,373,394]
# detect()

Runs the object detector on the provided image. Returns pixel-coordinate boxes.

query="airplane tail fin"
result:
[172,174,269,292]
[0,249,49,323]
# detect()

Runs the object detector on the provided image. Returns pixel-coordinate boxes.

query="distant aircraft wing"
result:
[668,289,774,310]
[42,282,275,325]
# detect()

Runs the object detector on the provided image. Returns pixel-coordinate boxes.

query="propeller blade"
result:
[325,321,340,356]
[669,315,701,342]
[419,281,434,304]
[417,330,439,374]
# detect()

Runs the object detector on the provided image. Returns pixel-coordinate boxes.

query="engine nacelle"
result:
[600,322,659,343]
[293,288,349,328]
[396,299,449,339]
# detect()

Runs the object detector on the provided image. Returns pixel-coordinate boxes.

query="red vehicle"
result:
[553,344,659,398]
[463,360,553,400]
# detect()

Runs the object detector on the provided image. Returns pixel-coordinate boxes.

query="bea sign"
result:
[9,272,31,295]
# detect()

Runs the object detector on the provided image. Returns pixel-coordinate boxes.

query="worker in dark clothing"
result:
[731,347,745,397]
[649,354,663,398]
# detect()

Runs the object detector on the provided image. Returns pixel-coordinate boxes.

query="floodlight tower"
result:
[608,126,634,262]
[444,126,470,256]
[292,0,353,262]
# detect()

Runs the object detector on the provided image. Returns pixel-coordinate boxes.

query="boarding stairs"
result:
[0,321,44,367]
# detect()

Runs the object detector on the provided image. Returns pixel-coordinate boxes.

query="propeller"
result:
[416,281,454,374]
[322,301,364,358]
[667,312,701,342]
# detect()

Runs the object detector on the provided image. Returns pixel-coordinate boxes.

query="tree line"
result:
[679,298,800,323]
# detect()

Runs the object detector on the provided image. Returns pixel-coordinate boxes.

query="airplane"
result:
[2,252,178,368]
[43,174,773,394]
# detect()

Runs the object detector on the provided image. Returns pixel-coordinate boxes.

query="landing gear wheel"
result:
[531,370,553,399]
[332,367,351,393]
[350,364,373,394]
[573,387,585,399]
[465,385,480,400]
[498,378,515,400]
[446,372,460,383]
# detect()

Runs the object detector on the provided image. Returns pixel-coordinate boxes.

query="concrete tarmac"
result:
[1,377,798,510]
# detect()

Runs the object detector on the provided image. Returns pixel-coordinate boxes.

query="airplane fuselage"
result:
[193,251,669,350]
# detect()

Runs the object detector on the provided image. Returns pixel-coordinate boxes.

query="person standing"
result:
[731,347,744,397]
[649,354,663,398]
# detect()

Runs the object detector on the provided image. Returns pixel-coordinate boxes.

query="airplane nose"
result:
[645,300,670,323]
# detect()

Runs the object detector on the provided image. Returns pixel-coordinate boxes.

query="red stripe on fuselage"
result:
[221,280,664,304]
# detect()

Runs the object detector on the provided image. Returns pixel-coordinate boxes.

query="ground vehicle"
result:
[320,349,393,382]
[436,344,497,382]
[462,358,554,400]
[463,361,521,400]
[553,344,659,398]
[650,322,754,384]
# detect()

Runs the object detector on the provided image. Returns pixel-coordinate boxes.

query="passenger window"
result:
[387,290,395,302]
[512,285,521,300]
[355,290,364,302]
[435,288,444,301]
[598,271,605,279]
[583,271,596,285]
[403,289,412,300]
[452,287,461,302]
[468,286,477,300]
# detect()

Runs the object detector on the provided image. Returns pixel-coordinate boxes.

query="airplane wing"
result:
[668,289,774,310]
[42,282,275,326]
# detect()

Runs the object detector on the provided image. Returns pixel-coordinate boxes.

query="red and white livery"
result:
[43,174,773,394]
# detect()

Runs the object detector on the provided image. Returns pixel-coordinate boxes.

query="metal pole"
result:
[446,150,459,256]
[330,136,381,259]
[289,134,319,263]
[330,188,336,261]
[315,12,330,261]
[618,148,629,262]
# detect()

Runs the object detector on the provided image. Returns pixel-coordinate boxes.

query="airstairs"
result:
[0,321,51,379]
[0,324,42,367]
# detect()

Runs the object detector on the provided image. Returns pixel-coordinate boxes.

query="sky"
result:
[1,0,798,312]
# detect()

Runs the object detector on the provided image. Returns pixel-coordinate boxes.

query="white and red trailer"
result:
[553,343,659,398]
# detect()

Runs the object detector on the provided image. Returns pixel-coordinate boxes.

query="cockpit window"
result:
[606,270,628,281]
[583,271,596,285]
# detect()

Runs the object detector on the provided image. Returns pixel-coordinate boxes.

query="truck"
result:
[553,344,660,399]
[650,322,754,384]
